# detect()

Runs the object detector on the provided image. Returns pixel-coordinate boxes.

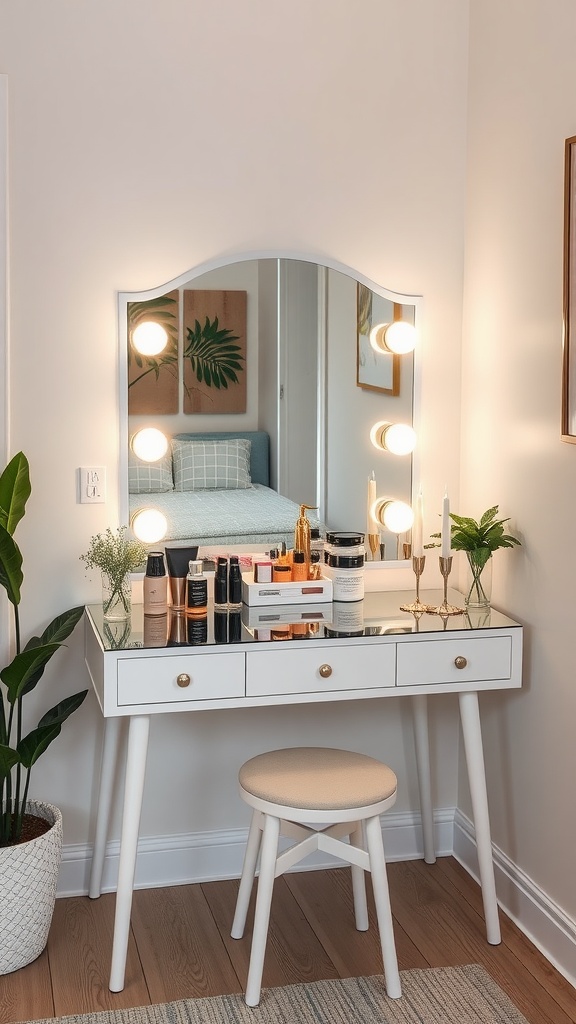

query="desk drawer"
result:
[396,636,512,687]
[246,643,395,697]
[117,652,245,706]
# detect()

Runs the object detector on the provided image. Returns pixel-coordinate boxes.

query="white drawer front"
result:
[117,652,245,706]
[396,636,512,687]
[246,643,396,697]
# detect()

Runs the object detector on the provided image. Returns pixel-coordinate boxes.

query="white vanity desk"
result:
[84,588,523,992]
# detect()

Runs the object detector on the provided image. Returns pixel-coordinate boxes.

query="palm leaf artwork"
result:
[184,316,245,392]
[127,294,179,389]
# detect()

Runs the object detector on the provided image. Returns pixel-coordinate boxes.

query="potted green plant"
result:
[442,505,520,607]
[0,451,88,973]
[80,526,147,620]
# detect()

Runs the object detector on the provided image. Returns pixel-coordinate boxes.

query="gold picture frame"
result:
[562,135,576,441]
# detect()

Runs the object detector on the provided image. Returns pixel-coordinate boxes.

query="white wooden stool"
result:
[231,746,401,1006]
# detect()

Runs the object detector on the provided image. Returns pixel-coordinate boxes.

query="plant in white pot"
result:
[0,451,87,974]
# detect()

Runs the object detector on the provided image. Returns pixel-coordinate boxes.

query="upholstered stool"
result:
[231,746,401,1006]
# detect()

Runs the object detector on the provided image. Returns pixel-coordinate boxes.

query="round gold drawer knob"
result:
[319,663,333,678]
[454,656,467,670]
[176,673,191,688]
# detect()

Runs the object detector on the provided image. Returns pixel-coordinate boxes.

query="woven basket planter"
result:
[0,800,63,974]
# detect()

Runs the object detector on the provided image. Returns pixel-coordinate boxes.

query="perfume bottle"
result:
[186,560,207,617]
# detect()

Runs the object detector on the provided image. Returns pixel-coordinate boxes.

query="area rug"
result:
[29,965,529,1024]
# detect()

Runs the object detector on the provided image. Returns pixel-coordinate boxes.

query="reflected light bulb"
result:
[131,508,168,544]
[384,321,416,355]
[132,321,168,356]
[370,421,416,456]
[372,499,414,534]
[131,427,169,463]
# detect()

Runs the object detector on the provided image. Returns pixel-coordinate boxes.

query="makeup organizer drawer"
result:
[396,636,512,687]
[117,652,246,707]
[246,643,396,697]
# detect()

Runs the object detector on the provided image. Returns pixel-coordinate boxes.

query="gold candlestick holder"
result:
[427,556,465,617]
[400,555,428,616]
[368,532,379,561]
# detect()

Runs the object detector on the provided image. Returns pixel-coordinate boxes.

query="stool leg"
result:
[245,814,280,1007]
[350,822,369,931]
[232,810,263,939]
[365,815,401,999]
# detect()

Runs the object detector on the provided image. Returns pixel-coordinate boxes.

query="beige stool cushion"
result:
[239,746,397,811]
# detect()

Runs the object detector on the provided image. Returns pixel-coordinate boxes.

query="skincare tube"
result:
[165,546,199,610]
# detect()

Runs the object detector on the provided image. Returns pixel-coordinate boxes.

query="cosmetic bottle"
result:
[277,541,289,566]
[143,612,168,647]
[228,555,242,607]
[228,609,242,643]
[214,608,228,644]
[214,556,228,607]
[294,504,318,565]
[272,563,292,583]
[291,550,308,582]
[186,560,208,617]
[310,527,324,559]
[143,551,168,615]
[186,614,208,645]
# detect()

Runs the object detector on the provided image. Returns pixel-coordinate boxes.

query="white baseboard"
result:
[57,806,455,898]
[453,809,576,990]
[58,806,576,995]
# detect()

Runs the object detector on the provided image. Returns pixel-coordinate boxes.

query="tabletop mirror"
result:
[118,253,421,563]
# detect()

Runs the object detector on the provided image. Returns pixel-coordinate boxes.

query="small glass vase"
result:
[464,552,492,608]
[102,572,132,621]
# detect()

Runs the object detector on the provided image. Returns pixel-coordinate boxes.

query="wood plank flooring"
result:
[0,858,574,1024]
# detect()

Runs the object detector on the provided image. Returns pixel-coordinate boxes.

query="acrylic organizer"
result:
[241,571,333,607]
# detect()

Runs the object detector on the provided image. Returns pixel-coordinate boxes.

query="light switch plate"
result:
[79,466,106,503]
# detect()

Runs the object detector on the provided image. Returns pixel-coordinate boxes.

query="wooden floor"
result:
[1,858,575,1024]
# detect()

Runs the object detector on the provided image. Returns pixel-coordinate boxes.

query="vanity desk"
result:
[84,589,523,992]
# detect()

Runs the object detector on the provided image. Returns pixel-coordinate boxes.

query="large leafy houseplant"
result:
[0,452,87,847]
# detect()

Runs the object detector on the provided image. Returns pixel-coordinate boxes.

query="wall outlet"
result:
[79,466,106,503]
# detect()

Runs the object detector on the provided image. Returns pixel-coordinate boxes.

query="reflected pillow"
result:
[128,450,174,493]
[172,438,252,490]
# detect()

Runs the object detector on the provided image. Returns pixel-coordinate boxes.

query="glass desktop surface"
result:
[86,589,520,653]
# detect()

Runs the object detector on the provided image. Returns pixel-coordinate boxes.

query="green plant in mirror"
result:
[0,452,87,846]
[184,315,244,390]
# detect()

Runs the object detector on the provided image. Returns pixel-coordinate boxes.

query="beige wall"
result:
[0,0,469,845]
[461,0,576,924]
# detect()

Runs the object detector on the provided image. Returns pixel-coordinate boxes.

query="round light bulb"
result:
[372,499,414,534]
[131,321,168,356]
[384,321,416,355]
[383,423,416,456]
[369,323,388,353]
[131,508,168,544]
[370,421,416,456]
[131,427,169,463]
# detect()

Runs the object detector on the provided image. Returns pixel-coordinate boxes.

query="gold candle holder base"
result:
[400,555,429,616]
[426,556,465,617]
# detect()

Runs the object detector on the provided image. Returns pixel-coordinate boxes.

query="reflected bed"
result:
[129,430,323,549]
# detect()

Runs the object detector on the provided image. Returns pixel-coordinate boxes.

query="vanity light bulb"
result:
[384,321,416,355]
[131,427,169,463]
[372,499,414,534]
[131,321,168,357]
[131,508,168,544]
[370,421,416,456]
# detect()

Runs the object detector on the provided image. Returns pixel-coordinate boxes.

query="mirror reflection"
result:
[119,256,420,561]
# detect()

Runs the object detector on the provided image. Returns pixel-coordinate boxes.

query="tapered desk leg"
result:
[411,695,436,864]
[89,717,124,899]
[109,714,150,992]
[458,691,501,944]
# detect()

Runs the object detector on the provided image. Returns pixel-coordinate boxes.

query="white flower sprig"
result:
[81,526,148,615]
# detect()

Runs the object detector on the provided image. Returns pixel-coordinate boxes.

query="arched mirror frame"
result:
[118,249,422,566]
